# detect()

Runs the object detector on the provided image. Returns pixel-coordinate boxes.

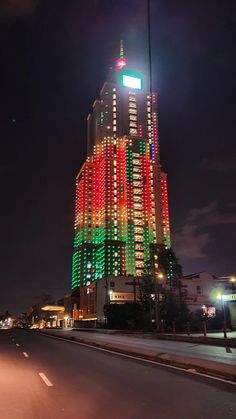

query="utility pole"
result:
[154,275,159,332]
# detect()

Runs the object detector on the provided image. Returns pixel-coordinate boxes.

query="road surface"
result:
[43,328,236,365]
[0,329,235,419]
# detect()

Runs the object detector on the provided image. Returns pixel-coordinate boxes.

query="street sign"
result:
[222,294,236,301]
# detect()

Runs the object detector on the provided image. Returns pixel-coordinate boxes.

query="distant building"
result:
[71,41,171,305]
[182,272,236,328]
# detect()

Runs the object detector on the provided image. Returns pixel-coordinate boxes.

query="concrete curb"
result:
[48,328,236,348]
[156,334,236,348]
[38,330,236,383]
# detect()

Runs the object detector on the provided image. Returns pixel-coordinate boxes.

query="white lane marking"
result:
[23,352,29,358]
[41,333,236,387]
[39,373,53,387]
[16,343,20,347]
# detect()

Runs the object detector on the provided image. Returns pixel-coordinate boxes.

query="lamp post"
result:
[217,294,227,339]
[229,276,236,293]
[154,272,164,332]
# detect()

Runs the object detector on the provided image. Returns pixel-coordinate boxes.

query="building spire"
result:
[120,39,124,58]
[116,39,127,69]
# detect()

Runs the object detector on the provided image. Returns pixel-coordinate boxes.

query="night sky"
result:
[0,0,235,315]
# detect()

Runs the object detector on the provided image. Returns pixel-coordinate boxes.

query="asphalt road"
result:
[0,329,235,419]
[43,329,236,365]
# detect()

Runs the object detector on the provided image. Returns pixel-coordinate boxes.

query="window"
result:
[134,226,143,234]
[133,196,142,203]
[129,108,137,115]
[129,96,136,102]
[134,218,144,226]
[135,260,144,268]
[130,128,138,135]
[135,252,144,259]
[130,121,137,128]
[133,202,142,209]
[196,285,202,295]
[135,244,143,250]
[129,115,137,121]
[129,102,137,109]
[134,211,142,218]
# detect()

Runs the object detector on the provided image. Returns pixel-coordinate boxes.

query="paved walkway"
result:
[165,331,236,338]
[41,328,236,366]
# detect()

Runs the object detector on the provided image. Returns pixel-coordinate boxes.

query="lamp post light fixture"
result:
[216,293,227,339]
[229,276,236,293]
[154,272,164,333]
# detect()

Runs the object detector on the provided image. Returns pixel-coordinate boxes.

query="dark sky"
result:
[0,0,235,315]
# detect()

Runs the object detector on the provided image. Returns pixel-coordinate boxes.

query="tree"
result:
[2,310,12,320]
[104,302,149,330]
[158,248,182,291]
[139,275,155,330]
[29,293,55,323]
[158,248,189,331]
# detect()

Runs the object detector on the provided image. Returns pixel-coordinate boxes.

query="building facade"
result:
[71,43,171,296]
[182,272,236,328]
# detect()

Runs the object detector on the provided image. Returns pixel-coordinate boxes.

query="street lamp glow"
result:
[230,276,236,283]
[216,293,222,300]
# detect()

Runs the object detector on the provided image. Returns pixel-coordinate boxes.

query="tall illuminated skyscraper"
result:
[71,42,171,290]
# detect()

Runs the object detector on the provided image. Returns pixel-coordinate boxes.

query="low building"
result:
[97,276,140,323]
[181,272,226,311]
[182,272,236,328]
[73,275,139,325]
[41,305,68,328]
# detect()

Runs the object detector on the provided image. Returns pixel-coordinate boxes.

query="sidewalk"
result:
[38,328,236,383]
[156,331,236,348]
[164,331,236,338]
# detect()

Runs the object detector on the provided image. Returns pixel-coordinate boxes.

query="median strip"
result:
[39,372,53,387]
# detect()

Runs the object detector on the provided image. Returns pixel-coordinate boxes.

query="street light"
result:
[216,293,227,339]
[229,276,236,293]
[154,272,164,333]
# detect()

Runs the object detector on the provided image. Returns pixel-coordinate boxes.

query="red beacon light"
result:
[116,40,127,70]
[116,57,127,70]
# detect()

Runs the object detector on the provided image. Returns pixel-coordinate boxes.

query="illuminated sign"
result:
[121,74,142,90]
[222,294,236,301]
